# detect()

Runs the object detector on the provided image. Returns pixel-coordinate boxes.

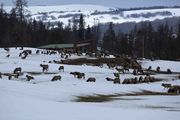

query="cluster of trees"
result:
[0,0,180,60]
[102,22,180,60]
[0,0,97,47]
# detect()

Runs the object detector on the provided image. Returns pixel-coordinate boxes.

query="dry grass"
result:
[75,90,179,103]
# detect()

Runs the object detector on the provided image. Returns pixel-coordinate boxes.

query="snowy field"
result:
[0,47,180,120]
[4,4,180,27]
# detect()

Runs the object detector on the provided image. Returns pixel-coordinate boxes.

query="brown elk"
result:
[168,85,180,94]
[26,75,34,81]
[6,54,10,58]
[106,77,114,81]
[51,75,61,81]
[167,68,172,74]
[161,83,172,89]
[86,77,96,82]
[4,48,10,52]
[147,66,152,71]
[40,64,49,72]
[59,66,64,72]
[70,72,85,79]
[156,66,160,72]
[13,67,22,74]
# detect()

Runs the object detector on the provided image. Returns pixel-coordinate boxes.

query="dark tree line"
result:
[0,1,95,47]
[102,22,180,60]
[1,1,180,60]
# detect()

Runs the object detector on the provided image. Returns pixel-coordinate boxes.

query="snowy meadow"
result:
[0,47,180,120]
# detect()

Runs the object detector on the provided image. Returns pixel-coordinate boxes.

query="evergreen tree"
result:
[78,14,85,41]
[102,22,116,53]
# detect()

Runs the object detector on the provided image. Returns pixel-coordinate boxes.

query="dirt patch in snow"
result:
[75,90,179,103]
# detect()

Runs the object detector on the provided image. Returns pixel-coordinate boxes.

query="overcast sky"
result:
[1,0,180,8]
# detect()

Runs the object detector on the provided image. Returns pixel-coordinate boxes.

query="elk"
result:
[59,66,64,72]
[6,54,10,58]
[86,77,96,82]
[156,66,160,72]
[4,48,10,52]
[161,83,172,89]
[168,85,180,94]
[40,64,49,72]
[26,75,34,81]
[167,68,172,74]
[106,77,114,81]
[13,67,22,74]
[51,75,61,81]
[138,76,143,83]
[0,72,2,78]
[70,72,85,79]
[147,66,152,71]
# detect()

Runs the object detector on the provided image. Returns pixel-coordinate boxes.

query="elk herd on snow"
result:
[1,47,180,94]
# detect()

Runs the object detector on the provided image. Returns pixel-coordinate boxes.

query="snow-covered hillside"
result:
[4,4,180,27]
[0,47,180,120]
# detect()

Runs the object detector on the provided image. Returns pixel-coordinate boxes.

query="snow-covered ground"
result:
[4,4,180,27]
[0,47,180,120]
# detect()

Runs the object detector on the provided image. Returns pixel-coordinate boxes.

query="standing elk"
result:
[51,75,61,81]
[86,77,96,82]
[156,66,160,72]
[59,66,64,72]
[167,68,172,74]
[161,83,172,89]
[4,48,10,52]
[106,77,114,81]
[0,72,2,78]
[40,64,49,72]
[26,75,34,81]
[70,72,85,79]
[147,66,152,71]
[13,67,22,74]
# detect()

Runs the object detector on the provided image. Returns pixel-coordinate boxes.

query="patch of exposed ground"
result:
[75,90,179,102]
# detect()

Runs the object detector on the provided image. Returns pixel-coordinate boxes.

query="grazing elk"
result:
[51,75,61,81]
[70,72,85,79]
[77,73,85,79]
[6,54,10,58]
[161,83,172,89]
[59,66,64,72]
[106,77,114,81]
[156,66,160,72]
[167,68,172,74]
[4,48,10,52]
[147,66,152,71]
[26,75,34,81]
[13,67,22,74]
[8,75,12,80]
[40,64,49,72]
[168,85,180,94]
[22,50,32,54]
[86,77,96,82]
[138,76,143,83]
[36,50,40,54]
